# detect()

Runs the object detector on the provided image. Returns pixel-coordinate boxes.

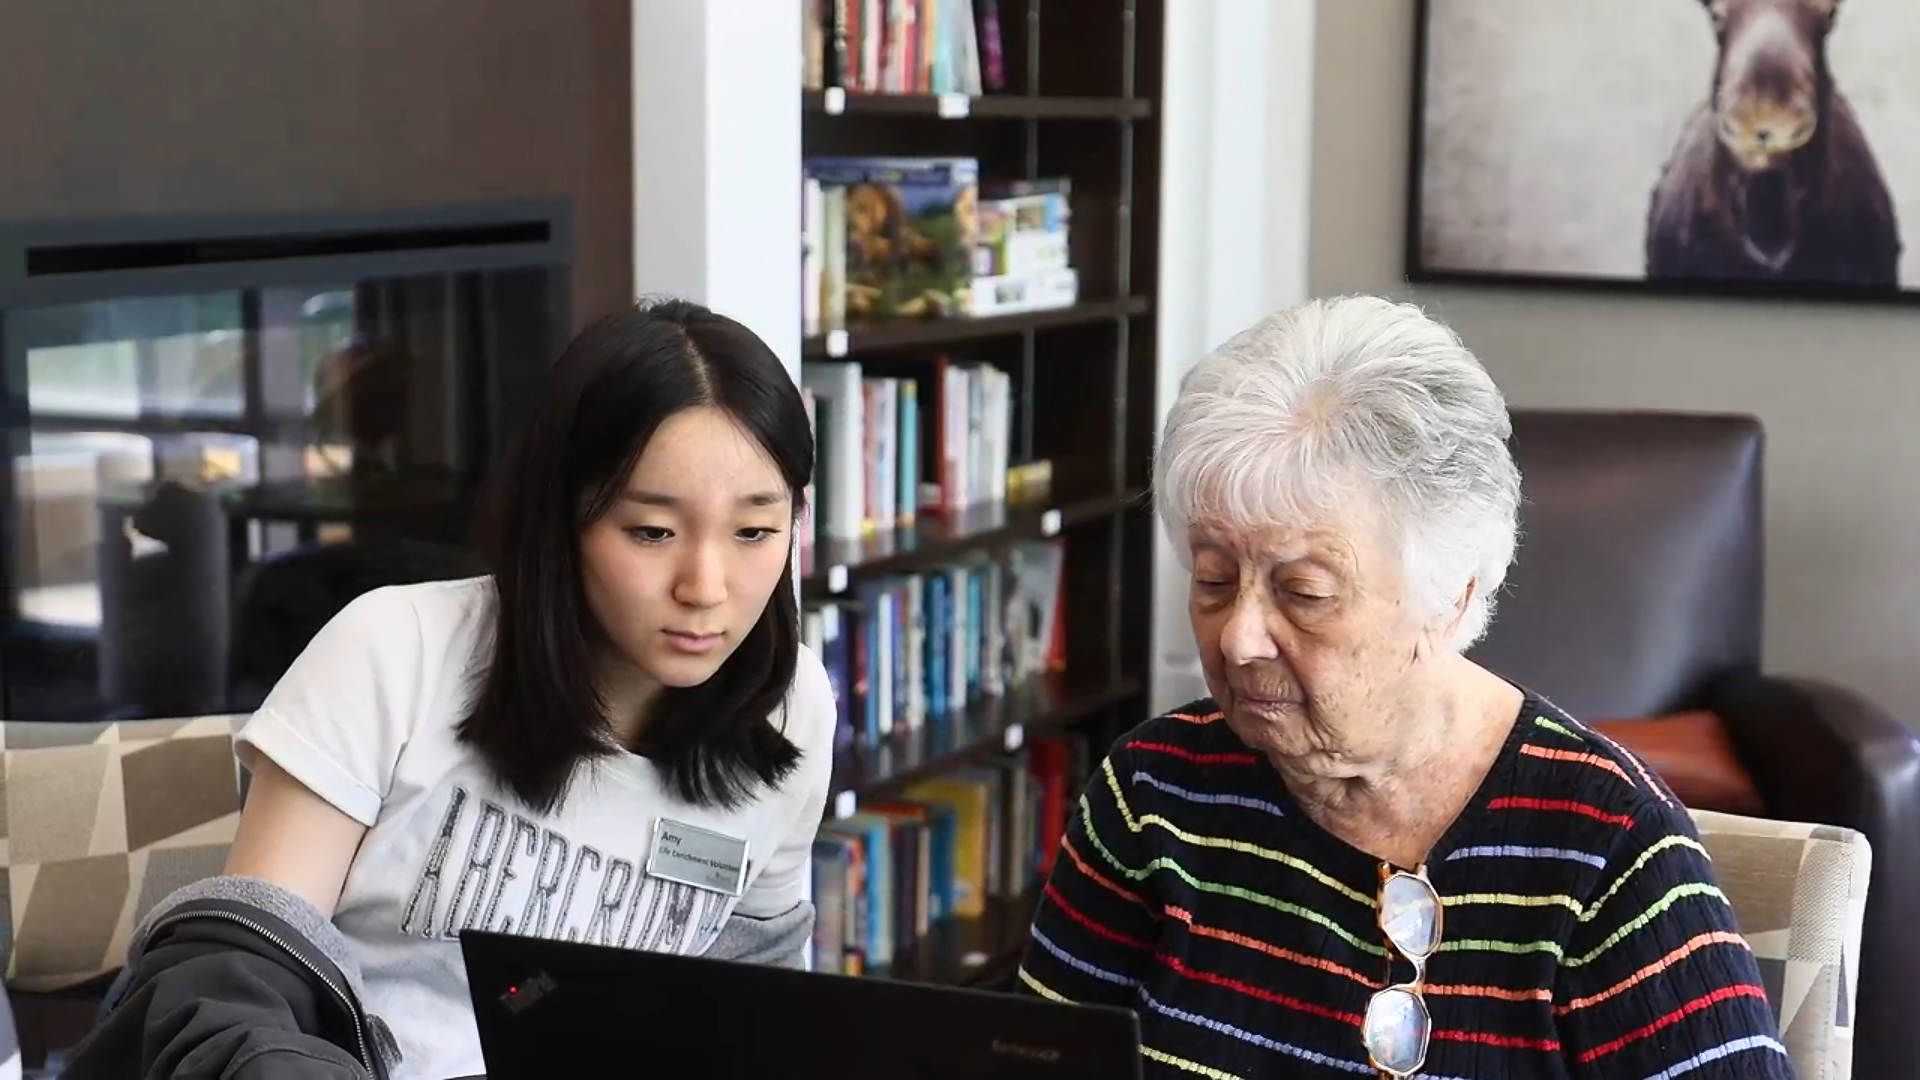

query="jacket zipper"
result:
[144,908,375,1077]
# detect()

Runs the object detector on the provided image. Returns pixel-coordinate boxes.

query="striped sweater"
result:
[1016,696,1793,1080]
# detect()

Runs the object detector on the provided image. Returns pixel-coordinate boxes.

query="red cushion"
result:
[1588,710,1767,816]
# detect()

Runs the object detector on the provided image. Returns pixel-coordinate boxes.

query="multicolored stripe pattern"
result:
[1015,697,1791,1079]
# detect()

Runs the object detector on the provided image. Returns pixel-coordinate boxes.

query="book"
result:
[803,156,980,321]
[803,0,996,96]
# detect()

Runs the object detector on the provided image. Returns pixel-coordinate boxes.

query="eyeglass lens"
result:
[1365,987,1430,1075]
[1380,872,1440,959]
[1366,870,1440,1076]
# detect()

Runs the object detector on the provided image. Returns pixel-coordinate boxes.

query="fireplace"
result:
[0,203,572,721]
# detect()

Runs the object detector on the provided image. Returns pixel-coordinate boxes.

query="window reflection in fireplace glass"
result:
[5,274,527,721]
[25,292,247,420]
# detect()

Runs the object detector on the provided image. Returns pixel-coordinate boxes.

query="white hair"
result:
[1154,295,1522,651]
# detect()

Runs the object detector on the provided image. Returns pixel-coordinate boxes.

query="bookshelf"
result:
[797,0,1162,987]
[829,674,1142,803]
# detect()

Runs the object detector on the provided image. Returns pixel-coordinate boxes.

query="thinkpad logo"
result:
[990,1038,1062,1063]
[499,970,558,1015]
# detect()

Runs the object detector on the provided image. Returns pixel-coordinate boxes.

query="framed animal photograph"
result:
[1406,0,1920,301]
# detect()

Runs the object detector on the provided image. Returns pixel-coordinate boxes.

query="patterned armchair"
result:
[1691,808,1871,1080]
[1472,410,1919,1078]
[0,716,247,1070]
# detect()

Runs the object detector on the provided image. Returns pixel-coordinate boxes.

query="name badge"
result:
[645,818,750,897]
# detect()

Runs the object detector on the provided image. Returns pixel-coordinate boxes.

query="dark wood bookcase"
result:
[801,0,1163,987]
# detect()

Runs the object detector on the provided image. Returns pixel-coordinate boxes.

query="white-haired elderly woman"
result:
[1016,297,1789,1079]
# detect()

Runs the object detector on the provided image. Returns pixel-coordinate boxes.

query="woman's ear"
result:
[1423,578,1477,657]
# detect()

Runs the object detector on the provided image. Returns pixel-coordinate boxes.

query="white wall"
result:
[1149,0,1318,711]
[631,0,802,379]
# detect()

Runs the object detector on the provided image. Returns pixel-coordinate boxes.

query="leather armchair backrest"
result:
[1468,410,1765,721]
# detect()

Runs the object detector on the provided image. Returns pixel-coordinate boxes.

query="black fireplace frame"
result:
[0,200,574,720]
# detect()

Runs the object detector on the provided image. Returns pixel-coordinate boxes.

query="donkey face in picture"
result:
[1648,0,1898,283]
[1704,0,1840,172]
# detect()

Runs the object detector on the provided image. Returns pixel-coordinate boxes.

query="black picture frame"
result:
[1403,0,1918,307]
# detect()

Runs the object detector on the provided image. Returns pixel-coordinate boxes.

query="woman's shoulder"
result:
[260,575,495,697]
[1504,691,1702,847]
[237,577,497,826]
[327,575,494,646]
[284,577,497,717]
[778,641,840,759]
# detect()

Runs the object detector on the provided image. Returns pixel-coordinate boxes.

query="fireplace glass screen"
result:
[2,206,569,721]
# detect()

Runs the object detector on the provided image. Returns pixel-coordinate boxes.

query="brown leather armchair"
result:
[1470,409,1920,1080]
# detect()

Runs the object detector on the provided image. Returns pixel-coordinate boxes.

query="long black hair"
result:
[458,298,813,813]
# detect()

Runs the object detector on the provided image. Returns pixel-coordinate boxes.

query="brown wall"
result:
[1,0,633,327]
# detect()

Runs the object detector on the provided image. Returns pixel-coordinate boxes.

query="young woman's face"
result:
[579,405,793,701]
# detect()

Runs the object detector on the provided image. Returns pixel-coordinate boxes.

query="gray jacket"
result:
[61,873,814,1080]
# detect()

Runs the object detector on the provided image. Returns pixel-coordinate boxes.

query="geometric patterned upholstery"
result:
[1690,808,1871,1080]
[0,715,246,991]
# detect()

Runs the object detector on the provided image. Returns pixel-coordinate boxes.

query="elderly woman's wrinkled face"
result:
[1188,506,1438,775]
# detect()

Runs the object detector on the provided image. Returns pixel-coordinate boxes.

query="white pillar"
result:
[1150,0,1317,711]
[633,1,810,711]
[632,0,803,380]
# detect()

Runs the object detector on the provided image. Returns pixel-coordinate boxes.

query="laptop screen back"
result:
[461,929,1143,1079]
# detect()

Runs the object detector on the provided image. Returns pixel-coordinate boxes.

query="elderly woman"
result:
[1017,297,1789,1079]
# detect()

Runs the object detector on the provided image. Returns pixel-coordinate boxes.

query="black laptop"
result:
[460,929,1143,1078]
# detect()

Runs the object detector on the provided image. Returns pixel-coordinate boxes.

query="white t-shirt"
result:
[235,577,836,1080]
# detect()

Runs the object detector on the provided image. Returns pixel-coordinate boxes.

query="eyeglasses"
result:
[1363,863,1442,1079]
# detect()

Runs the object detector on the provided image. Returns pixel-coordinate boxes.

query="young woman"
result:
[221,299,837,1079]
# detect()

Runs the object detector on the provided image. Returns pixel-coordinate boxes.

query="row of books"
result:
[801,539,1064,746]
[801,156,1078,331]
[800,357,1015,543]
[802,0,1008,97]
[810,733,1084,975]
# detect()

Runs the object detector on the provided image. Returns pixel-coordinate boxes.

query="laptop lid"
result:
[460,929,1143,1079]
